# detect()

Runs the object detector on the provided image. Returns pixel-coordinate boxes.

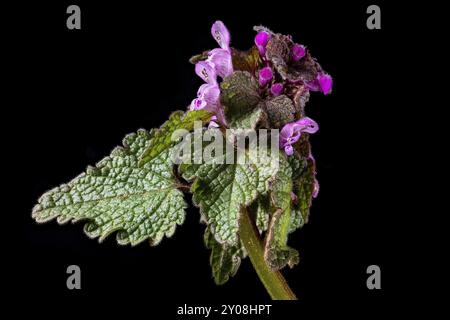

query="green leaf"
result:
[180,146,280,245]
[230,106,268,129]
[291,135,317,226]
[251,195,271,234]
[139,110,213,166]
[32,129,187,246]
[204,227,246,285]
[293,157,316,225]
[263,154,299,270]
[220,71,264,129]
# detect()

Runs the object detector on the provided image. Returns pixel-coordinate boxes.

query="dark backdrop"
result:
[12,0,407,318]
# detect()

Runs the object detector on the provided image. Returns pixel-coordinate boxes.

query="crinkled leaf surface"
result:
[204,228,246,285]
[292,135,317,225]
[220,71,264,129]
[286,52,321,82]
[32,129,187,246]
[292,84,310,117]
[231,107,267,129]
[231,46,262,74]
[264,154,299,270]
[262,95,296,128]
[293,157,316,225]
[139,110,213,166]
[265,33,321,82]
[251,195,271,234]
[180,147,280,245]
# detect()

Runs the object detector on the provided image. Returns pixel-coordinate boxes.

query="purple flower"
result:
[296,117,319,134]
[318,73,333,95]
[198,84,220,110]
[191,21,235,128]
[291,192,298,203]
[255,31,271,56]
[270,83,283,96]
[291,44,306,61]
[211,21,231,51]
[258,67,273,87]
[208,48,233,79]
[280,117,319,155]
[195,61,217,85]
[208,116,220,128]
[190,83,220,112]
[306,72,333,95]
[312,178,320,198]
[190,98,207,111]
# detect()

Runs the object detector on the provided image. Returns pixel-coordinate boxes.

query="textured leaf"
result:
[220,71,263,129]
[292,84,310,117]
[204,227,246,285]
[266,34,291,63]
[253,25,275,35]
[287,155,306,232]
[264,154,299,270]
[32,129,187,246]
[139,110,213,166]
[265,34,291,80]
[290,135,316,228]
[231,46,263,74]
[286,52,321,82]
[180,147,280,245]
[251,195,271,234]
[230,106,268,129]
[294,156,316,224]
[265,33,321,82]
[261,95,296,128]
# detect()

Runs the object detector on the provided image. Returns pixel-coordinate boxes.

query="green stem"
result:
[239,207,297,300]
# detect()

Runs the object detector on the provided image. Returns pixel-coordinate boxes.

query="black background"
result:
[10,0,414,318]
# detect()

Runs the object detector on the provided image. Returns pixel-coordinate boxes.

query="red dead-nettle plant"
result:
[32,21,332,300]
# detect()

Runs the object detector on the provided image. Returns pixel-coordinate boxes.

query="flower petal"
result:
[284,144,294,156]
[208,48,233,79]
[305,78,320,92]
[291,44,306,61]
[197,83,221,110]
[280,122,302,146]
[208,116,220,128]
[190,98,207,111]
[312,177,320,198]
[291,192,298,202]
[307,73,333,95]
[211,21,231,51]
[195,61,217,84]
[258,67,273,87]
[255,31,271,56]
[270,83,283,96]
[318,73,333,95]
[296,117,319,134]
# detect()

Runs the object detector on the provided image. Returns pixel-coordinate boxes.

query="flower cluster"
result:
[190,21,233,127]
[190,21,332,166]
[253,29,333,156]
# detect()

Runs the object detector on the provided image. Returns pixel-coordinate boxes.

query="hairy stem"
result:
[239,207,297,300]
